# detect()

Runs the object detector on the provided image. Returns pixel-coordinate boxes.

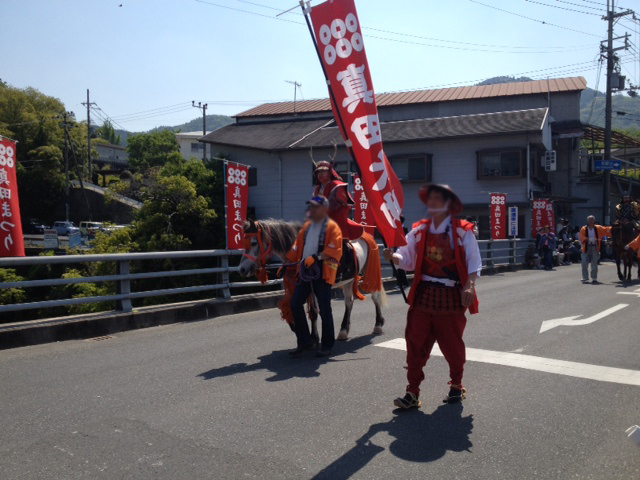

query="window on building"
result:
[191,142,204,152]
[248,167,257,186]
[477,149,524,178]
[390,155,432,182]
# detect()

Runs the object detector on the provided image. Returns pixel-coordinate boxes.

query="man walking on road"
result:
[286,195,342,357]
[383,184,482,409]
[579,216,612,284]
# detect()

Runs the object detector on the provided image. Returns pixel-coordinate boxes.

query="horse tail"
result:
[359,233,383,294]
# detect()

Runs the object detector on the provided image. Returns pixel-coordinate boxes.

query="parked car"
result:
[52,221,80,236]
[79,221,104,236]
[23,219,49,234]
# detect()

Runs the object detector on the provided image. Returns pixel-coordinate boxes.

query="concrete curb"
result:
[0,266,523,350]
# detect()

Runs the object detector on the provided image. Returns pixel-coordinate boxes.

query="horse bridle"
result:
[243,222,273,283]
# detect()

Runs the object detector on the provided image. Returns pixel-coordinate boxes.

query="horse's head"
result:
[238,219,272,280]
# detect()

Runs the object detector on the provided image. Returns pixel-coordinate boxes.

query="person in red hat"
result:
[314,160,364,241]
[383,184,482,409]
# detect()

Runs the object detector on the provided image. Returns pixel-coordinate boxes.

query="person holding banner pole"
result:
[383,184,482,409]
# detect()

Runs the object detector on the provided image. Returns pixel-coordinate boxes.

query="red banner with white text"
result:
[545,199,555,232]
[490,193,507,240]
[0,139,24,257]
[226,163,249,250]
[532,199,547,237]
[309,0,406,247]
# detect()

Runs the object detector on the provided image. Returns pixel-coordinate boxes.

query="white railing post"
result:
[221,253,231,299]
[116,260,133,312]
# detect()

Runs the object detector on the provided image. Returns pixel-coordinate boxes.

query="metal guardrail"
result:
[0,239,531,317]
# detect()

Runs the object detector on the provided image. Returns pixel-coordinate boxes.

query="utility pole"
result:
[192,101,208,162]
[62,112,72,222]
[601,1,635,224]
[285,80,302,114]
[82,89,97,183]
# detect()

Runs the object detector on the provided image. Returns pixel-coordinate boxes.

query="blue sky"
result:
[2,0,639,132]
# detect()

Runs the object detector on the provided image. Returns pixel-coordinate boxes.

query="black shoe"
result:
[289,343,315,357]
[443,387,467,404]
[316,348,332,358]
[393,392,421,410]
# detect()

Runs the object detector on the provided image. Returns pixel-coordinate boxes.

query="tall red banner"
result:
[308,0,406,247]
[0,139,24,257]
[545,199,555,232]
[490,193,507,240]
[532,199,547,237]
[226,163,249,250]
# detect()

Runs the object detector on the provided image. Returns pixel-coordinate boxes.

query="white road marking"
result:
[375,338,640,386]
[539,304,629,333]
[617,288,640,298]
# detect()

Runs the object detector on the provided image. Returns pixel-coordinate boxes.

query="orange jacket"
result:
[628,234,640,257]
[579,225,612,253]
[286,218,343,285]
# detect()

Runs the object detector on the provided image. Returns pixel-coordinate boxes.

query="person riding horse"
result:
[615,194,640,231]
[311,145,365,241]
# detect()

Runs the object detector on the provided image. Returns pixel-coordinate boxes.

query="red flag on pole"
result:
[226,163,249,250]
[306,0,406,247]
[532,199,547,238]
[545,199,555,231]
[0,138,24,257]
[490,193,507,240]
[353,174,376,235]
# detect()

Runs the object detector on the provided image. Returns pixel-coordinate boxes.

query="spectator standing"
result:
[538,226,557,271]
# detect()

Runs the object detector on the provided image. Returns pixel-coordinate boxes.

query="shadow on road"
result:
[197,334,376,383]
[312,403,473,480]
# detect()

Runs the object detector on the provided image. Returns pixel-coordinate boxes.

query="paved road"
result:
[1,263,639,479]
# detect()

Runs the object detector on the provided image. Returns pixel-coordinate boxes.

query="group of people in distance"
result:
[277,158,640,410]
[526,194,640,283]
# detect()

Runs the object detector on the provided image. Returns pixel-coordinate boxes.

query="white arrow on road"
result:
[539,304,629,333]
[617,288,640,298]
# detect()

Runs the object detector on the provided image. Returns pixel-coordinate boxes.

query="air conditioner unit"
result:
[544,150,557,172]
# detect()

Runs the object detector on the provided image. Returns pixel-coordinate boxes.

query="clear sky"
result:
[2,0,639,132]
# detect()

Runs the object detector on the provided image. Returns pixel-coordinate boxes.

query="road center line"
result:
[375,338,640,387]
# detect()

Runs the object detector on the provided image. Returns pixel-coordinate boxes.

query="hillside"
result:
[479,76,640,130]
[114,114,232,146]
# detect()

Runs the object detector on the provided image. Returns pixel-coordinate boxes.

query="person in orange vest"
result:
[625,232,640,259]
[579,215,612,284]
[286,195,343,357]
[383,184,482,409]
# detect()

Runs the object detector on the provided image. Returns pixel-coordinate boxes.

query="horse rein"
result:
[243,223,273,284]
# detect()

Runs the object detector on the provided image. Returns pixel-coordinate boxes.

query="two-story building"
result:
[201,76,636,237]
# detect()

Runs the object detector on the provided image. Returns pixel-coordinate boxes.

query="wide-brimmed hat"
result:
[419,183,463,215]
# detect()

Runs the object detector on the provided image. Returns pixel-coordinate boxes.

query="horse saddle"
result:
[336,240,357,283]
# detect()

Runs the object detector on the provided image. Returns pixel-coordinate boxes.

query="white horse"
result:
[238,218,387,340]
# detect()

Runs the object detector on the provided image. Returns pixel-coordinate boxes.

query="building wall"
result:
[176,133,211,161]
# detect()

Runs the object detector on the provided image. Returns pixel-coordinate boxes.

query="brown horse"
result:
[611,222,640,282]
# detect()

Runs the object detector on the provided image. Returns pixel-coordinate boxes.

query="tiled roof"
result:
[201,108,549,151]
[235,77,586,118]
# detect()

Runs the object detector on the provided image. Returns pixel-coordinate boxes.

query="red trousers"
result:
[405,306,467,397]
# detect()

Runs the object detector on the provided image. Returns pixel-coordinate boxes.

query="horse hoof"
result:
[372,326,383,335]
[337,330,349,341]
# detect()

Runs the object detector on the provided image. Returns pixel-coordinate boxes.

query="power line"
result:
[525,0,601,15]
[468,0,603,37]
[552,0,605,11]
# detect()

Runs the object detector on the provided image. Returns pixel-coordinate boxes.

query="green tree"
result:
[126,130,181,171]
[95,119,121,145]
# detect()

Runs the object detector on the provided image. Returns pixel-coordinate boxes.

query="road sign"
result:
[508,206,518,237]
[595,160,622,171]
[43,229,59,250]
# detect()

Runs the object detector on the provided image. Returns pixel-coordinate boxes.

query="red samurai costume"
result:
[391,184,482,408]
[313,160,365,241]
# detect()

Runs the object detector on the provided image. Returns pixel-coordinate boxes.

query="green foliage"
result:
[55,268,112,315]
[95,120,121,145]
[126,130,181,171]
[0,269,26,306]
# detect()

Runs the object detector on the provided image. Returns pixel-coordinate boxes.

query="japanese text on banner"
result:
[309,0,406,247]
[490,193,507,240]
[353,174,376,235]
[0,139,24,257]
[532,199,548,238]
[226,163,249,250]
